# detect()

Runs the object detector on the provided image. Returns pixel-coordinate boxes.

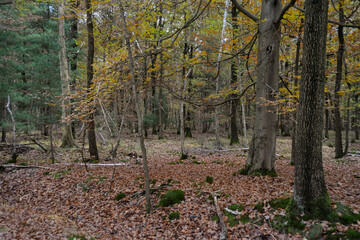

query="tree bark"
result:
[229,4,239,146]
[291,19,303,164]
[214,0,230,149]
[291,0,331,218]
[119,0,152,214]
[86,0,99,160]
[334,2,344,158]
[245,0,282,173]
[58,3,76,148]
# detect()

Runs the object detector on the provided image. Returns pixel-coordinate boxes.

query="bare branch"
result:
[275,0,297,27]
[231,0,258,22]
[294,5,360,28]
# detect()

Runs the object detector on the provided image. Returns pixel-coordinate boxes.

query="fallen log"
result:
[2,164,54,170]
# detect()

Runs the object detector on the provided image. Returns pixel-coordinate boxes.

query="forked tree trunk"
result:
[86,0,99,160]
[119,0,152,214]
[291,0,331,218]
[58,3,76,148]
[246,0,282,172]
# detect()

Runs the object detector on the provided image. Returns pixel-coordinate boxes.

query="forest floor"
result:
[0,131,359,239]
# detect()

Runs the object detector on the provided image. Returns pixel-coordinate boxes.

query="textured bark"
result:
[58,3,76,148]
[229,4,239,146]
[292,0,330,217]
[1,99,6,142]
[246,0,282,172]
[86,0,99,160]
[158,55,164,139]
[334,3,344,158]
[291,20,302,163]
[119,0,152,213]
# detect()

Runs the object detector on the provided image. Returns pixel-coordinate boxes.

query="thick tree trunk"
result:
[246,0,282,173]
[58,3,76,148]
[86,0,99,160]
[291,0,331,218]
[334,3,344,158]
[119,0,152,214]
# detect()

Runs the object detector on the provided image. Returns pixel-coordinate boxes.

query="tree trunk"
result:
[245,0,282,173]
[214,0,230,149]
[354,94,359,140]
[119,0,152,214]
[334,2,344,158]
[291,0,331,218]
[1,99,6,142]
[230,4,239,146]
[158,54,164,139]
[291,19,302,163]
[86,0,99,160]
[58,3,76,148]
[241,100,247,148]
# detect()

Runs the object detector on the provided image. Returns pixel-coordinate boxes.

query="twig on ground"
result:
[212,192,227,240]
[30,138,48,153]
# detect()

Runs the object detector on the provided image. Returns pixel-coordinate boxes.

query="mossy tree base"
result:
[289,193,336,221]
[236,164,278,177]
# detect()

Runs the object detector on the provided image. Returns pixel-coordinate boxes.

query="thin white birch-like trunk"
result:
[214,0,230,149]
[5,96,16,159]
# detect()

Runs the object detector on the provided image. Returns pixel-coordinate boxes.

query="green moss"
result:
[192,160,205,164]
[251,168,278,177]
[254,203,265,213]
[211,213,219,222]
[115,192,126,201]
[345,229,360,239]
[335,202,360,225]
[160,190,185,207]
[239,215,250,224]
[236,164,277,177]
[230,139,240,146]
[237,164,252,175]
[272,214,306,234]
[68,234,87,240]
[168,211,180,220]
[205,176,214,184]
[180,154,188,160]
[306,224,323,240]
[290,193,336,221]
[228,203,244,212]
[269,197,291,209]
[7,159,16,164]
